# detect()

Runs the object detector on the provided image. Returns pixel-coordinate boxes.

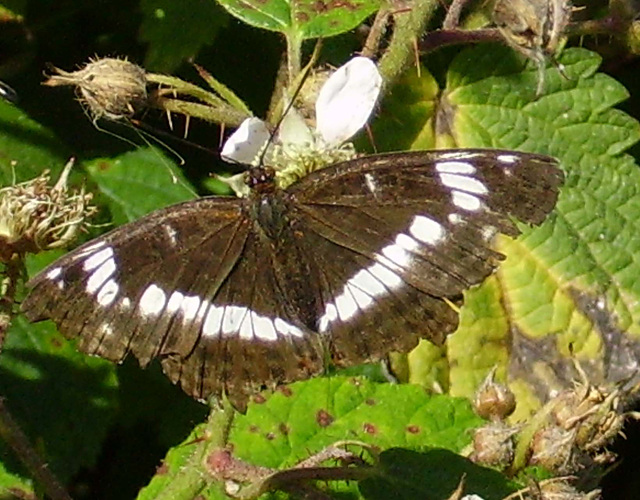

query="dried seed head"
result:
[549,371,628,453]
[44,57,148,122]
[493,0,572,94]
[470,421,519,467]
[473,368,516,421]
[0,160,96,262]
[529,425,579,473]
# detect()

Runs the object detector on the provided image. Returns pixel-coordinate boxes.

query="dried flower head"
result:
[44,57,148,122]
[0,160,96,262]
[493,0,572,94]
[470,421,519,467]
[473,368,516,421]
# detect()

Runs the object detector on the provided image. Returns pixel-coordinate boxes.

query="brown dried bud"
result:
[473,368,516,421]
[529,425,579,473]
[470,421,518,467]
[0,160,96,262]
[44,57,147,122]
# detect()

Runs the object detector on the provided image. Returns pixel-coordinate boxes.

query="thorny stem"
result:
[442,0,472,30]
[153,397,236,500]
[0,397,73,500]
[362,6,392,58]
[150,97,248,128]
[286,33,303,85]
[418,28,503,54]
[0,257,73,499]
[378,0,439,90]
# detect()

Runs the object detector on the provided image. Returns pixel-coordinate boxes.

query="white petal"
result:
[315,57,382,146]
[277,108,313,147]
[221,117,270,165]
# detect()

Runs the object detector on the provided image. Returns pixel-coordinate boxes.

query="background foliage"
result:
[0,0,639,499]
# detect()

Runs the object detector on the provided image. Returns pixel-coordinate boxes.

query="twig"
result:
[442,0,472,30]
[0,398,73,500]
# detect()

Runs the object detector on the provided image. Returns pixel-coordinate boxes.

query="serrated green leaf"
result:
[216,0,380,39]
[360,448,515,500]
[84,147,196,225]
[385,46,640,417]
[0,315,118,484]
[141,377,486,499]
[140,0,228,72]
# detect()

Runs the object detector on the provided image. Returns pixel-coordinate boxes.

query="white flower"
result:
[220,56,382,193]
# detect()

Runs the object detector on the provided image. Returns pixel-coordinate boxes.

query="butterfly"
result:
[21,149,563,410]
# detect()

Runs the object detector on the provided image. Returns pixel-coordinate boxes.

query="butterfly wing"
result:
[22,197,324,409]
[288,149,562,365]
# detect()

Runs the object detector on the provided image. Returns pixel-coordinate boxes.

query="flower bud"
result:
[44,57,147,122]
[473,368,516,421]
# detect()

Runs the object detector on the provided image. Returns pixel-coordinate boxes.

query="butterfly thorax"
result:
[245,166,290,241]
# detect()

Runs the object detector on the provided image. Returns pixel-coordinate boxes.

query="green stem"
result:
[286,32,302,84]
[151,97,248,128]
[378,0,440,90]
[154,400,236,500]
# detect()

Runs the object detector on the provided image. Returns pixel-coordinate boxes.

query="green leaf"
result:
[380,46,640,418]
[140,0,229,72]
[141,377,487,499]
[0,315,119,484]
[360,448,515,500]
[0,100,69,186]
[216,0,381,39]
[84,147,196,225]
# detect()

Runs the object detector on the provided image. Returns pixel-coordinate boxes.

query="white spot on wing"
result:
[86,257,116,294]
[203,306,224,338]
[98,323,114,337]
[335,286,359,321]
[381,240,412,269]
[410,215,445,245]
[318,258,404,333]
[435,160,476,174]
[497,154,519,164]
[436,151,478,160]
[274,317,303,338]
[96,279,119,306]
[452,191,482,211]
[395,233,420,252]
[166,291,185,314]
[164,225,178,245]
[253,313,277,341]
[70,240,106,261]
[181,296,201,321]
[448,213,464,225]
[439,173,488,195]
[239,310,254,340]
[139,284,166,317]
[46,267,62,280]
[364,173,377,194]
[83,247,114,271]
[222,306,247,336]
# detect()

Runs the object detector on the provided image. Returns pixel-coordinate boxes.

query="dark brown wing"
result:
[287,149,562,365]
[22,197,324,410]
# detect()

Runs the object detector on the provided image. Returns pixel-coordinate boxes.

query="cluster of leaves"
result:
[0,0,638,499]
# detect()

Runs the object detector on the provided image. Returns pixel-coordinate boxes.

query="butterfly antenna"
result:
[257,41,323,166]
[91,116,196,196]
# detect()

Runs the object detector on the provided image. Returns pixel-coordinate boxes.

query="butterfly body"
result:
[22,149,563,409]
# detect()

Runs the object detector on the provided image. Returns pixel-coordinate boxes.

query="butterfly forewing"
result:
[21,148,562,409]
